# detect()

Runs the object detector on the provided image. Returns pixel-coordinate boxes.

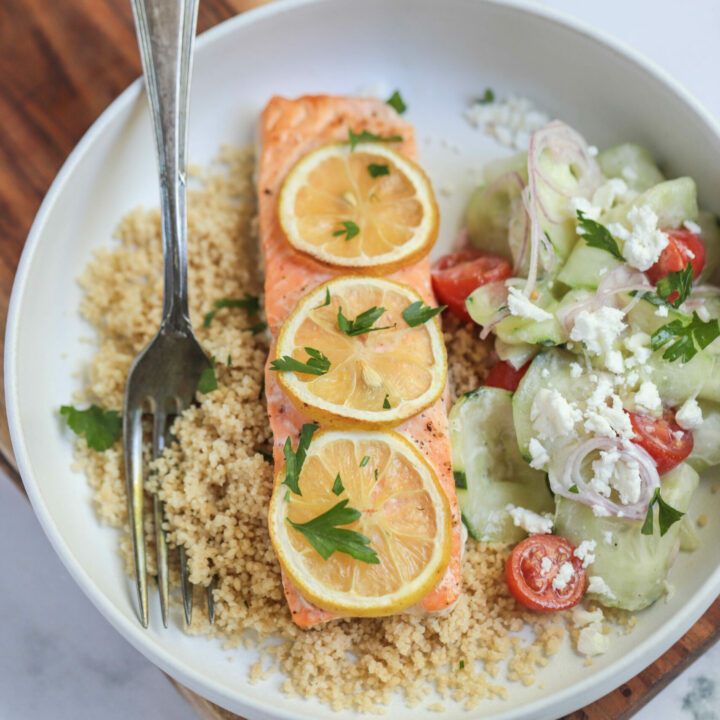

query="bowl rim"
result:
[6,0,720,717]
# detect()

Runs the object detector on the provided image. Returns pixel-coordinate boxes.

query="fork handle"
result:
[132,0,199,329]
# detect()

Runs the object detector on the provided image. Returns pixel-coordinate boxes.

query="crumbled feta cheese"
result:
[570,362,583,378]
[588,145,599,157]
[569,196,599,221]
[696,304,712,322]
[540,556,553,576]
[624,332,652,365]
[607,221,630,241]
[570,307,627,373]
[574,540,597,568]
[634,380,662,414]
[507,286,553,321]
[676,397,703,430]
[587,575,616,599]
[573,608,604,628]
[591,178,628,211]
[664,580,676,601]
[541,367,550,378]
[655,304,669,317]
[531,389,582,440]
[552,561,576,591]
[592,504,611,517]
[602,530,614,545]
[506,504,554,535]
[621,165,638,182]
[583,389,635,441]
[528,438,550,470]
[621,205,670,271]
[684,219,702,235]
[464,94,550,150]
[577,623,611,656]
[590,449,642,504]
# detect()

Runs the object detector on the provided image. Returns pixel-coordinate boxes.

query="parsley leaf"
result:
[386,90,407,114]
[576,210,625,261]
[656,262,694,308]
[383,394,391,409]
[282,423,319,495]
[569,484,579,494]
[227,354,232,366]
[359,455,370,468]
[332,220,360,242]
[203,294,260,327]
[249,321,268,335]
[348,129,403,151]
[316,287,331,309]
[368,163,390,178]
[270,347,331,375]
[198,358,218,394]
[257,447,273,462]
[337,305,394,336]
[641,488,685,536]
[60,404,121,451]
[332,474,344,496]
[287,499,379,564]
[402,300,446,327]
[651,311,720,362]
[476,88,495,104]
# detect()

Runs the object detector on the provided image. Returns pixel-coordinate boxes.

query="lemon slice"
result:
[278,142,438,272]
[274,276,447,427]
[268,429,452,616]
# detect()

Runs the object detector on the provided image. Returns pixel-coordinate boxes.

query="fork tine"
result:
[151,410,169,628]
[180,546,193,625]
[123,405,148,628]
[207,575,217,624]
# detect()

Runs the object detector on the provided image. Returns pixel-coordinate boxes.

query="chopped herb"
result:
[316,287,331,309]
[257,447,273,462]
[386,90,407,114]
[270,347,331,375]
[656,262,694,308]
[243,600,249,608]
[203,294,260,327]
[282,423,319,495]
[249,321,268,335]
[459,660,465,669]
[227,354,232,366]
[576,210,625,261]
[476,88,495,104]
[337,305,394,336]
[332,220,360,242]
[332,474,344,496]
[569,484,579,494]
[287,499,379,564]
[651,311,720,363]
[641,487,685,536]
[454,470,467,490]
[374,468,379,483]
[402,300,446,327]
[633,290,668,308]
[383,394,391,409]
[59,404,121,452]
[348,129,403,151]
[359,455,370,468]
[368,163,390,178]
[198,358,218,394]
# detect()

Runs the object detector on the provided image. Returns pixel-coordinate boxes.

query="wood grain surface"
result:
[1,1,718,719]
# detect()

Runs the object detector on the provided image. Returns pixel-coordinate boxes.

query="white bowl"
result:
[6,0,720,718]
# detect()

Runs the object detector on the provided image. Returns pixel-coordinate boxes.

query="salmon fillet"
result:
[258,95,462,626]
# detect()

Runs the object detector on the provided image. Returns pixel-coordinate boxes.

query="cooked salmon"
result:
[258,95,462,626]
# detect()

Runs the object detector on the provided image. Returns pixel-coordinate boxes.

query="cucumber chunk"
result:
[645,350,720,405]
[495,338,538,370]
[554,462,699,611]
[687,401,720,472]
[449,386,553,542]
[697,210,720,284]
[557,237,623,290]
[597,143,665,192]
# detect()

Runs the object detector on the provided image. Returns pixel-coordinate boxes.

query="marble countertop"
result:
[3,1,720,719]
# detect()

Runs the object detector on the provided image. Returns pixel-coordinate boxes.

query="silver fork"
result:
[124,0,214,628]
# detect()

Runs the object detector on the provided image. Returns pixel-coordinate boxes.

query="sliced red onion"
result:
[688,284,720,296]
[479,307,511,340]
[548,436,660,520]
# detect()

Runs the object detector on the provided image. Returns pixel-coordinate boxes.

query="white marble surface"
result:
[4,1,720,719]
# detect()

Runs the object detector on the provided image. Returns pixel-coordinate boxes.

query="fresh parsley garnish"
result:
[60,404,121,452]
[459,660,465,670]
[332,220,360,242]
[454,470,467,490]
[476,88,495,104]
[198,358,218,394]
[383,394,391,409]
[287,499,379,564]
[576,210,625,261]
[203,294,260,327]
[316,287,331,309]
[656,262,694,308]
[569,484,579,494]
[374,468,379,483]
[368,163,390,178]
[348,129,403,151]
[257,447,273,462]
[282,423,319,496]
[270,347,331,375]
[359,455,370,468]
[337,305,394,336]
[402,300,446,327]
[386,90,407,114]
[332,474,344,496]
[650,311,720,362]
[227,354,232,366]
[249,321,268,335]
[641,488,685,536]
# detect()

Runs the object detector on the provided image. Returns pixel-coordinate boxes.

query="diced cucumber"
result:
[495,338,538,369]
[602,177,698,229]
[646,350,720,404]
[679,514,702,552]
[465,281,507,326]
[554,462,699,611]
[483,152,529,184]
[697,210,720,284]
[687,401,720,472]
[597,143,665,192]
[625,294,687,336]
[557,236,623,290]
[494,306,565,347]
[449,386,553,542]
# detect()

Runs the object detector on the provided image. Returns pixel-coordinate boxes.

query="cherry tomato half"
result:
[431,249,512,323]
[506,535,586,611]
[485,360,531,393]
[646,229,706,298]
[628,408,694,475]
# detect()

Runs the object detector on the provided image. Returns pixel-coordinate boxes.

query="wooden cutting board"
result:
[1,1,718,718]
